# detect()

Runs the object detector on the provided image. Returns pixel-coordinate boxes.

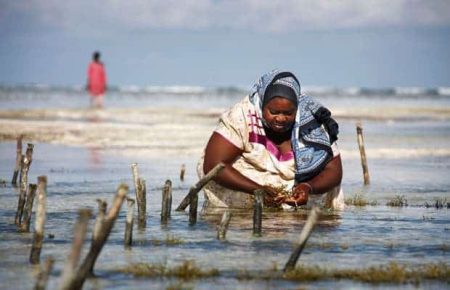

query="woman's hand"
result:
[282,183,311,206]
[260,186,282,207]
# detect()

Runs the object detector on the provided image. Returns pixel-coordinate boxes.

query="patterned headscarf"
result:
[249,69,337,183]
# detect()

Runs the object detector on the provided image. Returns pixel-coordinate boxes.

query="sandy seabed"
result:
[0,107,224,158]
[2,105,450,161]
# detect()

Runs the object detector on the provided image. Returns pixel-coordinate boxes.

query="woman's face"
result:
[262,97,297,133]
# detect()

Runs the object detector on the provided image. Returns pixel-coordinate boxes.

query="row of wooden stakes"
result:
[10,141,232,289]
[12,127,368,289]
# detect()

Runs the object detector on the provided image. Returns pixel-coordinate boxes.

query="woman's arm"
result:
[203,132,262,194]
[282,155,343,205]
[306,154,343,195]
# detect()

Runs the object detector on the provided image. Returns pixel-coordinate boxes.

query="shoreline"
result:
[1,107,450,160]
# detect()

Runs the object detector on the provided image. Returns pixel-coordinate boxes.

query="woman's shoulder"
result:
[223,95,254,115]
[221,95,257,126]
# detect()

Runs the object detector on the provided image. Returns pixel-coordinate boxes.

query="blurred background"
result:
[1,0,449,89]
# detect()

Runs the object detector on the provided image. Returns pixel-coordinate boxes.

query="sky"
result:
[1,0,450,88]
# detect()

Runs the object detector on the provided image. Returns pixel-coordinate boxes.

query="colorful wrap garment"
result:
[87,61,106,96]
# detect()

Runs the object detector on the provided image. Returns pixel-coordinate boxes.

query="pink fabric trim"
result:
[248,132,294,161]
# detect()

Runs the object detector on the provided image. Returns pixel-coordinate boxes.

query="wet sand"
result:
[0,107,221,158]
[2,106,450,161]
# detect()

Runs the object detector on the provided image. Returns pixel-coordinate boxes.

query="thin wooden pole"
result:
[92,199,107,242]
[15,143,34,226]
[188,190,198,225]
[33,256,54,290]
[176,163,225,211]
[11,134,23,185]
[131,163,147,227]
[69,184,128,290]
[180,164,186,181]
[25,143,34,167]
[131,163,147,229]
[161,180,172,224]
[253,190,264,237]
[131,163,140,198]
[15,155,26,226]
[59,209,92,290]
[217,210,232,241]
[136,178,147,229]
[19,183,37,232]
[30,176,47,264]
[124,198,135,248]
[283,207,320,272]
[356,122,370,185]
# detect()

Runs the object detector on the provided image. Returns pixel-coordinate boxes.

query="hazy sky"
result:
[1,0,450,88]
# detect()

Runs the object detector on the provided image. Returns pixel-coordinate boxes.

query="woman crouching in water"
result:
[198,70,344,210]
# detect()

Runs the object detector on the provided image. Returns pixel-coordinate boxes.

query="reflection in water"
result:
[87,112,103,169]
[86,109,104,123]
[88,147,102,170]
[200,207,342,239]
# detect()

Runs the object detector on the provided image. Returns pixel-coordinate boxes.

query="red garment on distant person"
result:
[87,62,106,96]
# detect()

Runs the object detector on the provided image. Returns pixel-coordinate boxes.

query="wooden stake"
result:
[15,143,34,226]
[25,143,34,166]
[176,163,225,211]
[69,184,128,289]
[33,256,54,290]
[15,155,26,226]
[217,210,232,241]
[30,176,47,264]
[131,163,140,198]
[188,189,199,226]
[131,164,146,228]
[180,164,186,181]
[253,190,264,237]
[92,199,107,242]
[356,122,370,185]
[11,135,23,186]
[19,183,37,232]
[136,178,147,229]
[161,180,172,224]
[283,207,320,272]
[124,198,135,248]
[59,209,92,290]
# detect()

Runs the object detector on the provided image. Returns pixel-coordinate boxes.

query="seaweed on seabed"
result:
[345,192,369,206]
[119,261,450,284]
[386,195,408,207]
[150,234,185,246]
[424,198,449,209]
[283,262,450,284]
[118,260,219,280]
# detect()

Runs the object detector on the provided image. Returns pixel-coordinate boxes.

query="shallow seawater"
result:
[0,141,449,290]
[0,88,449,289]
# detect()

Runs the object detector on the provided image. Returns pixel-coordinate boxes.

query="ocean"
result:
[0,85,449,289]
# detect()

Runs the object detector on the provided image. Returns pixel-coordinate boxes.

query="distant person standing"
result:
[86,51,107,108]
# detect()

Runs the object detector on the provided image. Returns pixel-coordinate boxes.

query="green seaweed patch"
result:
[150,234,185,246]
[439,244,449,252]
[119,260,219,280]
[166,282,194,290]
[118,261,449,284]
[345,193,369,206]
[424,198,450,209]
[305,241,334,250]
[284,262,450,284]
[386,195,408,207]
